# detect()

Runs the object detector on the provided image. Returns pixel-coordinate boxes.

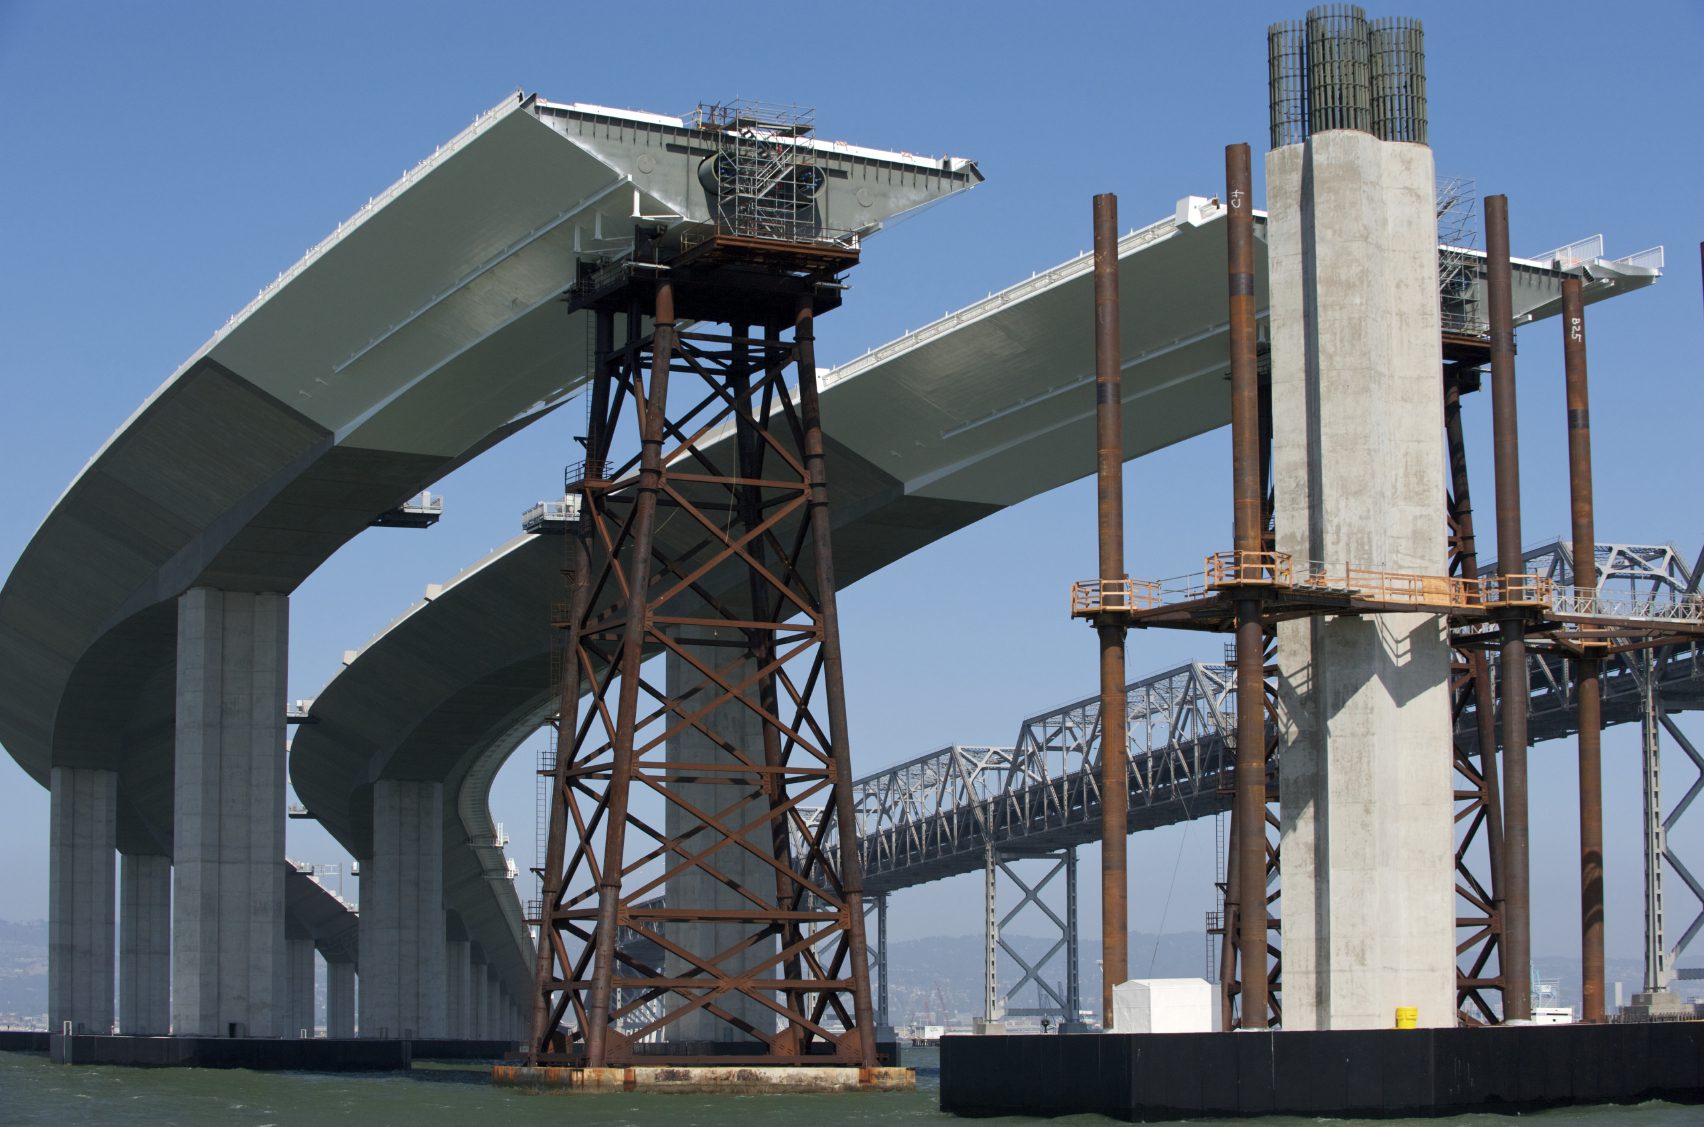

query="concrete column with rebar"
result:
[1268,128,1455,1030]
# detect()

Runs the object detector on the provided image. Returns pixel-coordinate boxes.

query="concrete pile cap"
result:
[491,1063,916,1093]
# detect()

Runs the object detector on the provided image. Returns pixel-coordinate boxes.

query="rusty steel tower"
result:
[527,102,880,1069]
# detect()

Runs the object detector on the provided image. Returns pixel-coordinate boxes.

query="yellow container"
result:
[1394,1007,1418,1029]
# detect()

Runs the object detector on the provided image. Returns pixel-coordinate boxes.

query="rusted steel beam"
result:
[1226,144,1269,1029]
[1092,192,1130,1027]
[1485,194,1532,1020]
[527,308,618,1063]
[585,275,676,1065]
[1444,370,1506,1023]
[533,252,880,1066]
[1562,275,1605,1022]
[796,293,880,1066]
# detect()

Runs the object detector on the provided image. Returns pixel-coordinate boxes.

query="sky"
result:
[0,0,1700,1000]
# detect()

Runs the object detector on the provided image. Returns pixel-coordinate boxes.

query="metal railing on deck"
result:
[1069,577,1161,615]
[1073,549,1553,616]
[1549,585,1704,625]
[1207,550,1291,587]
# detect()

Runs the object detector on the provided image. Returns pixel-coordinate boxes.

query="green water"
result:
[0,1049,1695,1126]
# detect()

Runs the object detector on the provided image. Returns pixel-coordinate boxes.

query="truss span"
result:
[853,540,1702,894]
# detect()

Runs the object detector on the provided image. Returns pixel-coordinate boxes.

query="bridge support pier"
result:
[286,927,315,1037]
[325,956,356,1038]
[470,950,488,1039]
[119,851,171,1034]
[172,587,289,1037]
[485,966,502,1041]
[1267,130,1456,1030]
[358,778,447,1038]
[446,930,472,1039]
[662,632,778,1046]
[49,766,116,1035]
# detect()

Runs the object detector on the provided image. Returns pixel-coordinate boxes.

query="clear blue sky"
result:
[0,0,1699,993]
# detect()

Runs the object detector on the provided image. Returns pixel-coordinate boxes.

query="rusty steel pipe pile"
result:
[1225,144,1270,1028]
[1091,193,1130,1027]
[1484,194,1533,1021]
[1561,275,1605,1022]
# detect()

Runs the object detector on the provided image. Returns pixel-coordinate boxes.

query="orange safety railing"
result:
[1332,567,1481,609]
[1482,574,1554,607]
[1075,551,1555,618]
[1205,550,1293,588]
[1070,578,1162,616]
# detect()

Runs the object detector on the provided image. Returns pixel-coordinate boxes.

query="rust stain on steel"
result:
[1092,192,1130,1028]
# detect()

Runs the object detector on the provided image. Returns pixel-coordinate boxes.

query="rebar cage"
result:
[1268,6,1427,148]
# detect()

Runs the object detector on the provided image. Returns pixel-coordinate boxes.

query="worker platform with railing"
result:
[1072,549,1704,642]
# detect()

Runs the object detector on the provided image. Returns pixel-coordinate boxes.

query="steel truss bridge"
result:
[843,540,1704,1024]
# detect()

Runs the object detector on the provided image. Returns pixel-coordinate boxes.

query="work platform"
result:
[1073,549,1704,648]
[940,1025,1704,1120]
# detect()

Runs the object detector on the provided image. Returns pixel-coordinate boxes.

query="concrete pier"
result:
[173,587,289,1037]
[359,778,447,1038]
[325,957,356,1038]
[1267,129,1455,1029]
[469,952,488,1039]
[49,766,116,1034]
[446,931,471,1039]
[119,852,171,1034]
[286,930,316,1037]
[483,965,501,1041]
[662,633,777,1044]
[495,1063,915,1093]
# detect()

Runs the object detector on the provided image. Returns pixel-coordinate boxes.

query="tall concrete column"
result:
[49,766,116,1034]
[469,955,488,1039]
[286,925,316,1037]
[445,936,471,1039]
[663,631,777,1044]
[485,967,501,1041]
[173,587,288,1037]
[358,778,447,1038]
[1268,129,1455,1030]
[325,957,356,1038]
[119,852,171,1034]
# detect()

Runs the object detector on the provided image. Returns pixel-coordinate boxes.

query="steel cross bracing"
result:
[527,226,877,1069]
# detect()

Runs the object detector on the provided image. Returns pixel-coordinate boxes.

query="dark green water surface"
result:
[1,1048,1695,1127]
